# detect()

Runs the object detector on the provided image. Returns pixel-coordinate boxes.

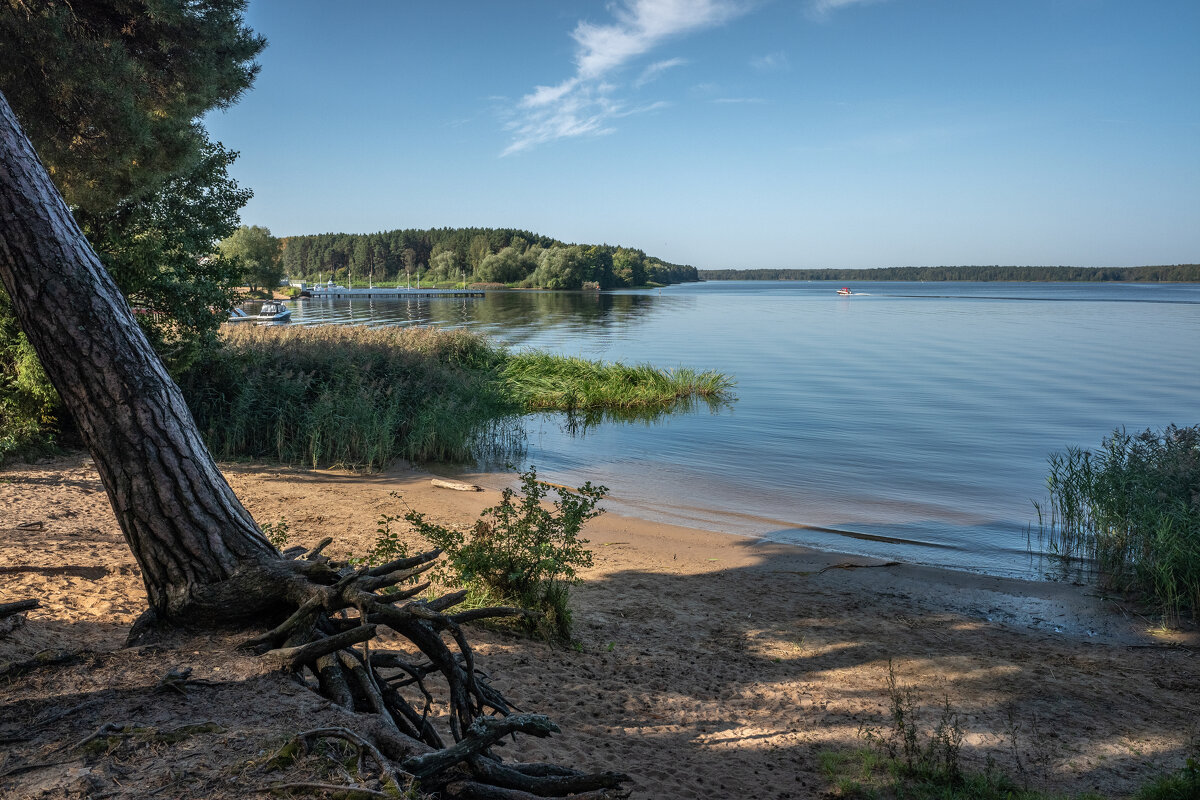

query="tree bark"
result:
[0,90,276,620]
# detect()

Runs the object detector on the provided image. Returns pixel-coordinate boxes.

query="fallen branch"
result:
[0,757,80,780]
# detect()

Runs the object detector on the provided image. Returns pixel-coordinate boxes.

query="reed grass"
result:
[178,325,734,470]
[502,351,734,411]
[180,326,516,469]
[1036,425,1200,621]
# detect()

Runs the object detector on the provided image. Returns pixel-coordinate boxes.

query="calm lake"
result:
[279,280,1200,579]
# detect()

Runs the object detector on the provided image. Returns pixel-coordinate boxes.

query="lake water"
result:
[279,281,1200,579]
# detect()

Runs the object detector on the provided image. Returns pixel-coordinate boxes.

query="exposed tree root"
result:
[0,599,39,618]
[243,546,630,799]
[0,598,37,638]
[0,648,81,680]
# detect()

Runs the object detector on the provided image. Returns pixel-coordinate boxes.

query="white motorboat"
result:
[257,300,292,321]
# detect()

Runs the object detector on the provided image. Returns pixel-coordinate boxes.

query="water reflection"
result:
[288,290,664,350]
[557,394,732,437]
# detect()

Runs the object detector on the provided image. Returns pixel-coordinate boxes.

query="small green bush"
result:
[364,497,410,568]
[405,466,605,639]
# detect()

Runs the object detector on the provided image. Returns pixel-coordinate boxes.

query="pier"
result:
[301,287,486,299]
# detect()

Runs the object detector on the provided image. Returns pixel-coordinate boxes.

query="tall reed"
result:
[180,326,516,469]
[1037,425,1200,621]
[179,325,735,470]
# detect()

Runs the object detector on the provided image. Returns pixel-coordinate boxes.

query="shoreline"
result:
[2,453,1197,798]
[442,461,1092,595]
[418,460,1188,648]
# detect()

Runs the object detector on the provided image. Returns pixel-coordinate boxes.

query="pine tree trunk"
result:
[0,90,278,620]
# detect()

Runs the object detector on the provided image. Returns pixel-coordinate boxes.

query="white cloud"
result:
[713,96,767,104]
[503,0,749,154]
[635,57,688,88]
[809,0,886,19]
[751,51,789,72]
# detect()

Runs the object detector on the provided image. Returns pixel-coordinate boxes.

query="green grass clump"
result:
[826,662,1111,800]
[178,325,734,470]
[819,748,1090,800]
[1035,424,1200,621]
[1133,757,1200,800]
[503,351,734,411]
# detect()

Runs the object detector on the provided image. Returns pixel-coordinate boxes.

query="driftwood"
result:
[432,478,483,492]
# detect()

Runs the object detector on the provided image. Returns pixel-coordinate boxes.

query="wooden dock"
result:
[301,288,485,299]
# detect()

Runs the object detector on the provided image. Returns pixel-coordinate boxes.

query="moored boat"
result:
[257,300,291,321]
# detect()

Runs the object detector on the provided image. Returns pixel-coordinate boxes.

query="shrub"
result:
[1036,425,1200,621]
[405,466,606,639]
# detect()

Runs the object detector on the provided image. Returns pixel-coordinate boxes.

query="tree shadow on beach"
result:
[470,545,1199,799]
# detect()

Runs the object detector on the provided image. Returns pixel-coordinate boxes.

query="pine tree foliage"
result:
[0,1,265,454]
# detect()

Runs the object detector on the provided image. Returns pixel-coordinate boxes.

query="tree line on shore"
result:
[278,228,699,290]
[699,264,1200,282]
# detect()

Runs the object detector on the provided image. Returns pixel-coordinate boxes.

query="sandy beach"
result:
[1,453,1197,799]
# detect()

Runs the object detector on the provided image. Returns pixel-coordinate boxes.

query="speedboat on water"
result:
[836,287,853,295]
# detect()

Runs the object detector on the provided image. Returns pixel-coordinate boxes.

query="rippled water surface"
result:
[280,281,1200,578]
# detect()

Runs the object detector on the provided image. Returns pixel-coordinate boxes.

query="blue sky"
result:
[204,0,1200,270]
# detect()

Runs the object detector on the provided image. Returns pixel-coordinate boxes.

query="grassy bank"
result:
[1036,425,1200,621]
[179,325,733,469]
[503,351,733,410]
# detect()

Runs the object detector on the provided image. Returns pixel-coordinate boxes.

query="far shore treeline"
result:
[280,228,699,290]
[699,264,1200,282]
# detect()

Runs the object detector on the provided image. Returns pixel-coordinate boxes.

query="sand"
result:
[1,452,1197,799]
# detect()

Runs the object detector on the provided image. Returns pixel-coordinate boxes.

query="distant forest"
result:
[698,264,1200,282]
[280,228,698,290]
